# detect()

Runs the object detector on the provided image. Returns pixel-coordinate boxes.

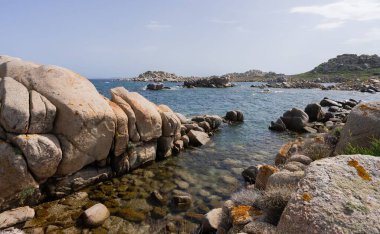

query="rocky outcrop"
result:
[335,101,380,153]
[312,54,380,73]
[131,71,184,82]
[184,76,234,88]
[146,83,167,90]
[277,154,380,233]
[29,90,56,133]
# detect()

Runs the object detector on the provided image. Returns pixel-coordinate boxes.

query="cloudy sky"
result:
[0,0,379,78]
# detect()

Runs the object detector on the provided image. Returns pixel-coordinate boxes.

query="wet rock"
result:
[304,103,324,122]
[225,110,244,122]
[146,83,164,90]
[242,165,260,184]
[173,140,184,154]
[277,155,380,234]
[175,179,190,190]
[28,90,56,134]
[151,206,168,219]
[280,108,309,132]
[255,165,279,190]
[185,211,204,222]
[303,126,317,134]
[116,208,146,222]
[128,141,157,170]
[82,203,110,227]
[150,191,167,206]
[0,206,35,229]
[187,130,210,146]
[172,190,192,211]
[181,135,190,147]
[157,136,173,159]
[202,208,222,233]
[269,118,286,132]
[184,76,233,88]
[198,121,211,132]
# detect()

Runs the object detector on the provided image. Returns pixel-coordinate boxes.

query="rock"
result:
[184,76,233,88]
[146,83,164,90]
[109,101,129,157]
[175,112,190,124]
[320,98,342,107]
[303,126,317,134]
[266,171,304,188]
[157,136,173,159]
[0,206,35,229]
[111,153,130,175]
[172,190,192,211]
[0,227,25,234]
[304,103,324,122]
[241,166,260,184]
[181,135,190,147]
[287,155,312,165]
[151,206,168,219]
[111,88,140,142]
[0,56,116,176]
[242,221,276,234]
[225,111,238,121]
[173,140,184,154]
[83,203,110,227]
[10,134,62,181]
[269,118,286,132]
[28,90,56,133]
[0,126,5,140]
[111,87,161,141]
[198,121,211,132]
[280,108,309,132]
[0,77,29,133]
[157,105,181,137]
[128,141,157,170]
[187,130,210,146]
[205,115,223,129]
[0,141,39,210]
[202,208,222,232]
[335,102,380,153]
[255,165,279,190]
[151,191,166,205]
[277,154,380,234]
[285,161,307,171]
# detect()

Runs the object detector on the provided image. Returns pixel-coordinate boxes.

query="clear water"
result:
[27,81,380,233]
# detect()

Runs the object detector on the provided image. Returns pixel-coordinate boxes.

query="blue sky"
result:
[1,0,379,78]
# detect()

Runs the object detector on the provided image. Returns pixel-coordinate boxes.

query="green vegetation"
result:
[344,138,380,156]
[289,68,380,82]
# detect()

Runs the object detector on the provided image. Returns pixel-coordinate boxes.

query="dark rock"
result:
[184,76,234,88]
[146,83,164,90]
[280,108,309,132]
[269,118,286,132]
[304,103,324,122]
[172,190,192,211]
[242,166,259,184]
[320,98,342,107]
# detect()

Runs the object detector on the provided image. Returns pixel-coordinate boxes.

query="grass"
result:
[289,68,380,82]
[344,138,380,156]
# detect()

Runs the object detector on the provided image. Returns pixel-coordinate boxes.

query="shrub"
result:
[344,138,380,157]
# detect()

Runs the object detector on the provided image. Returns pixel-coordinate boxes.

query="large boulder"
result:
[29,90,56,133]
[0,55,116,176]
[277,155,380,234]
[335,102,380,153]
[280,108,309,132]
[0,77,30,133]
[187,130,210,146]
[109,101,129,157]
[0,141,39,210]
[10,134,62,181]
[111,87,161,142]
[157,105,181,138]
[304,103,324,122]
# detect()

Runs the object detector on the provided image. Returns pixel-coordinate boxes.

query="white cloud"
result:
[145,21,171,31]
[210,18,238,25]
[291,0,380,29]
[345,28,380,44]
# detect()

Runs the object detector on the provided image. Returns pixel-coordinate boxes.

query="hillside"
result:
[290,54,380,82]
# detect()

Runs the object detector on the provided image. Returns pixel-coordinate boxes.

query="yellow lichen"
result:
[348,159,372,181]
[278,142,293,157]
[302,192,312,202]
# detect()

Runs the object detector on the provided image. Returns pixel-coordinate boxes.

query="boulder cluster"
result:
[269,97,359,133]
[202,101,380,233]
[252,81,323,89]
[184,76,234,88]
[0,55,235,214]
[130,70,184,82]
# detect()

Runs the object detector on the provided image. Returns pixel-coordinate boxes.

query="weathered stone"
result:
[0,77,29,133]
[0,227,25,234]
[109,101,129,157]
[0,126,5,140]
[187,130,210,146]
[304,103,324,122]
[0,141,38,210]
[157,136,173,159]
[28,90,56,133]
[336,102,380,153]
[266,170,304,188]
[172,190,192,211]
[128,141,157,170]
[175,112,189,124]
[320,98,342,107]
[255,165,279,190]
[287,154,312,165]
[111,153,129,176]
[181,135,190,148]
[242,221,276,234]
[82,203,110,227]
[157,105,181,137]
[0,57,116,176]
[277,155,380,234]
[0,206,35,229]
[11,134,62,181]
[280,108,309,132]
[202,208,222,232]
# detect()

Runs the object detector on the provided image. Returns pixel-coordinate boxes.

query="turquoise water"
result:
[85,80,380,231]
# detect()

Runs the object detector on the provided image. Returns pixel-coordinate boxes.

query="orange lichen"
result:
[231,205,262,224]
[302,192,312,202]
[348,159,372,181]
[359,104,380,117]
[278,142,293,157]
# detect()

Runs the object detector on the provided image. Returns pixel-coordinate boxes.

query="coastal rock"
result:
[241,221,276,234]
[277,154,380,234]
[0,141,39,210]
[287,155,312,165]
[111,88,140,142]
[184,76,233,88]
[146,83,164,90]
[109,101,129,157]
[181,135,190,147]
[82,203,110,227]
[187,130,210,146]
[11,134,62,181]
[225,110,244,122]
[157,105,181,137]
[0,206,35,229]
[0,77,29,133]
[241,165,260,184]
[335,102,380,153]
[202,208,222,233]
[157,136,173,159]
[172,190,192,211]
[28,90,56,133]
[175,113,190,124]
[280,108,309,132]
[304,103,324,122]
[269,118,286,132]
[255,165,279,190]
[128,141,157,170]
[0,56,116,176]
[266,170,304,188]
[111,153,130,175]
[320,98,342,107]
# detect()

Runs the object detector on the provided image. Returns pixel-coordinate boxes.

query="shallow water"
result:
[27,81,380,232]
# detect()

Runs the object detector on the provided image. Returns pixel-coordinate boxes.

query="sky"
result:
[0,0,379,78]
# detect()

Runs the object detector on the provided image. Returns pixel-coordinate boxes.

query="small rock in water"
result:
[82,203,110,227]
[151,190,167,205]
[0,206,35,229]
[241,165,260,184]
[172,190,192,211]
